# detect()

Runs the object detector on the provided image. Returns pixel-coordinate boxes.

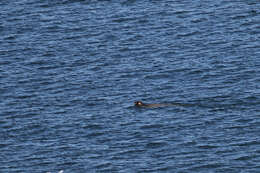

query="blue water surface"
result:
[0,0,260,172]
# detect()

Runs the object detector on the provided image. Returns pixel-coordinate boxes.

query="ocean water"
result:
[0,0,259,172]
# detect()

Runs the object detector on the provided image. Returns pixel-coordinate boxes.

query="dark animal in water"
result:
[134,101,177,108]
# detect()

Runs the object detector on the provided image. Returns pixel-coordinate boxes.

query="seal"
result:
[134,101,172,108]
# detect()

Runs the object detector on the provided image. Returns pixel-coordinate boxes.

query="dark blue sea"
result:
[0,0,260,172]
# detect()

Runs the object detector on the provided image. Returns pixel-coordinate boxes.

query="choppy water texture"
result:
[1,0,260,172]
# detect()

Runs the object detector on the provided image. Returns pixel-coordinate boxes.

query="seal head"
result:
[135,101,145,107]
